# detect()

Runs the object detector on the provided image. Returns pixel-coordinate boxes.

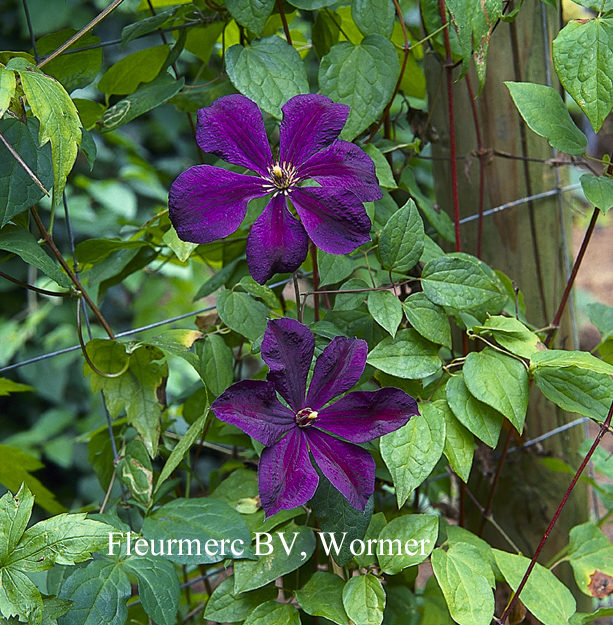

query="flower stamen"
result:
[267,162,299,191]
[295,407,318,428]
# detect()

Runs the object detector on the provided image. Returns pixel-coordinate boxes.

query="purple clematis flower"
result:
[211,318,419,517]
[168,94,382,284]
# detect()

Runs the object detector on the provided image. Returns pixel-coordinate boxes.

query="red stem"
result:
[499,400,613,625]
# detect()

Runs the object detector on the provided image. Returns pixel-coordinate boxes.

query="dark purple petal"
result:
[307,429,375,511]
[259,428,318,517]
[246,195,309,285]
[261,318,314,412]
[290,186,371,254]
[169,165,268,244]
[315,388,419,443]
[279,95,349,170]
[197,95,273,176]
[306,336,368,410]
[211,380,294,446]
[299,140,382,202]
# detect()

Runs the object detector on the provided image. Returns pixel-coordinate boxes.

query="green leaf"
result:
[383,586,419,625]
[580,174,613,213]
[0,484,34,563]
[0,567,42,625]
[588,302,613,341]
[0,118,53,227]
[367,329,441,379]
[85,341,167,457]
[342,574,386,625]
[352,0,395,37]
[17,69,81,206]
[0,66,16,117]
[116,439,153,507]
[533,365,613,422]
[225,36,308,118]
[377,514,438,575]
[471,315,541,359]
[310,473,374,566]
[446,374,502,448]
[445,526,497,580]
[217,289,269,341]
[123,555,180,625]
[567,522,613,596]
[58,560,131,625]
[354,512,387,569]
[296,572,349,625]
[363,144,396,188]
[0,225,70,287]
[234,523,316,593]
[204,576,277,623]
[421,254,507,311]
[75,238,149,266]
[156,412,208,493]
[530,349,613,376]
[494,550,576,625]
[439,400,474,483]
[571,0,613,10]
[378,199,425,273]
[98,45,169,95]
[333,278,370,311]
[226,0,275,36]
[380,403,445,507]
[144,329,201,371]
[0,379,33,397]
[162,226,198,262]
[403,293,452,349]
[431,544,495,625]
[244,601,301,625]
[313,9,341,57]
[367,290,403,337]
[35,29,102,93]
[98,73,185,133]
[319,35,400,140]
[318,251,355,287]
[237,276,280,309]
[464,348,529,432]
[169,78,236,113]
[73,98,106,130]
[553,18,613,132]
[142,497,252,564]
[505,82,587,155]
[121,10,176,49]
[195,334,234,397]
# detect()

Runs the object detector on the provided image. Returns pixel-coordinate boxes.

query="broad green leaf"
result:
[244,601,300,625]
[123,555,180,625]
[35,29,102,93]
[17,68,81,206]
[217,289,268,341]
[73,98,106,130]
[0,225,71,287]
[588,302,613,341]
[367,329,441,379]
[226,0,275,36]
[352,0,395,37]
[319,35,399,140]
[446,374,503,448]
[530,349,613,376]
[0,447,64,514]
[144,329,201,371]
[0,567,42,625]
[162,226,198,262]
[287,0,335,9]
[319,251,355,286]
[98,74,185,133]
[333,278,370,311]
[380,403,445,507]
[156,412,208,493]
[98,45,169,95]
[383,586,420,625]
[0,484,34,563]
[439,400,474,483]
[313,9,341,57]
[169,78,236,112]
[580,174,613,213]
[204,576,277,622]
[310,473,374,566]
[494,550,576,625]
[211,469,258,508]
[225,36,308,118]
[553,18,613,132]
[354,512,387,569]
[377,514,438,575]
[85,341,168,457]
[363,144,396,188]
[505,82,587,155]
[234,524,316,593]
[445,526,497,577]
[0,119,53,226]
[421,254,507,311]
[0,379,33,396]
[0,66,16,117]
[431,545,495,625]
[571,0,613,10]
[378,199,425,273]
[471,315,541,359]
[403,293,452,349]
[296,572,349,625]
[121,10,176,49]
[367,290,403,337]
[464,348,529,432]
[181,22,226,63]
[237,276,280,309]
[567,522,613,596]
[58,560,131,625]
[75,238,150,266]
[342,574,385,625]
[142,497,252,564]
[534,365,613,422]
[116,439,153,507]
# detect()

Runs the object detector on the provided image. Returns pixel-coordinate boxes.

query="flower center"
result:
[262,161,299,196]
[295,407,318,428]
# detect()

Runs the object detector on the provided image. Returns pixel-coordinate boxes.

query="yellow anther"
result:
[272,165,283,178]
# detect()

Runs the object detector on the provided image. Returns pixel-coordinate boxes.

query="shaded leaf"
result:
[296,572,349,625]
